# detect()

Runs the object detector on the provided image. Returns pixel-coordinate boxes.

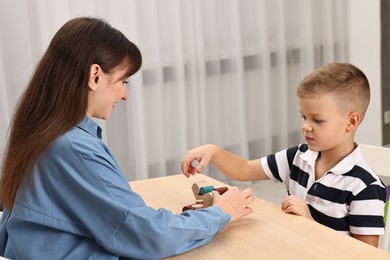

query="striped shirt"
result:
[260,143,386,236]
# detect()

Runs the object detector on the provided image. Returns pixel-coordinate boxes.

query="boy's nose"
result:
[301,121,312,132]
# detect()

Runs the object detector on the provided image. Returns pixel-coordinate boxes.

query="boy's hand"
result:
[281,195,313,220]
[181,145,216,177]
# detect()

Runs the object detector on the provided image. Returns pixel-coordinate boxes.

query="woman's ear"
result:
[88,64,102,91]
[346,112,361,132]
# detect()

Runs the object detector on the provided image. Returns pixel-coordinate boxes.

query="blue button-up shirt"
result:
[0,117,230,259]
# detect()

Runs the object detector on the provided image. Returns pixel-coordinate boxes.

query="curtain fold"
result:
[0,0,349,182]
[0,49,10,153]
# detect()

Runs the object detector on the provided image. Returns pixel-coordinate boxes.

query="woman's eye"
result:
[123,81,129,86]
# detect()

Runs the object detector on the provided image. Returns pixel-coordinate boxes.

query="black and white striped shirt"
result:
[260,143,386,235]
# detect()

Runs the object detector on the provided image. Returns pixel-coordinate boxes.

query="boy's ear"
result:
[88,64,102,91]
[346,112,361,132]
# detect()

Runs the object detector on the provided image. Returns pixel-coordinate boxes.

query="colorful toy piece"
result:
[182,181,229,212]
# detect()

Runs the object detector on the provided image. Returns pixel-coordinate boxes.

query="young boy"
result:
[181,63,386,247]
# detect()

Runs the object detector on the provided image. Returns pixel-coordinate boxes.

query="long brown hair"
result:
[0,17,142,210]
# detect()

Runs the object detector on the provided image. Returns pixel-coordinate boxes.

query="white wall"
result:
[348,0,382,145]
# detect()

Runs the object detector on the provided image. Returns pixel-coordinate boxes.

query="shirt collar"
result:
[300,148,318,169]
[299,143,363,175]
[331,145,363,175]
[76,116,103,139]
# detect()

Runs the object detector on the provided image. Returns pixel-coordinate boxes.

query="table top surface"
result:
[130,174,390,260]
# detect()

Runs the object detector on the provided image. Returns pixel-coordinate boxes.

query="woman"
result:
[0,17,254,259]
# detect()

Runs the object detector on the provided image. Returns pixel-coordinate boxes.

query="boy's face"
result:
[299,93,352,152]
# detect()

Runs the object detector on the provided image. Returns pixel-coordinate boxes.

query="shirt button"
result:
[313,183,318,190]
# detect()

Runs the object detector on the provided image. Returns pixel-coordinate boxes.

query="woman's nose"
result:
[122,86,128,100]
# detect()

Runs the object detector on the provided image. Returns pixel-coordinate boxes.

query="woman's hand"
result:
[213,187,255,222]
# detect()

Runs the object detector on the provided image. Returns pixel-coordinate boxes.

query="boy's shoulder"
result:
[340,147,385,188]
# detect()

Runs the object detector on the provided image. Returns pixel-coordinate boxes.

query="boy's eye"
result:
[123,81,129,85]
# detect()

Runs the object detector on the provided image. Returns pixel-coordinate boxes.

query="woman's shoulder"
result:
[47,123,107,162]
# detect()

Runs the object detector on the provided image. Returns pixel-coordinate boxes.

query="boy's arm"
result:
[351,234,379,247]
[181,144,269,181]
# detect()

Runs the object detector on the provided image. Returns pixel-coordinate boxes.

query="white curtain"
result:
[0,0,349,182]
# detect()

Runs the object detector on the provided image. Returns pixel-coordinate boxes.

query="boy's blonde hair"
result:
[297,63,370,119]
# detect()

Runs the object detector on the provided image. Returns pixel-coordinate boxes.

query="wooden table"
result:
[130,174,390,259]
